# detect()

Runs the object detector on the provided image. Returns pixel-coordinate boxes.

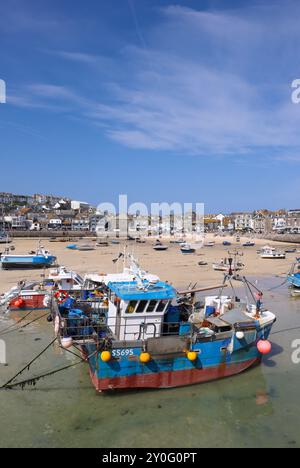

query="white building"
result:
[71,201,90,212]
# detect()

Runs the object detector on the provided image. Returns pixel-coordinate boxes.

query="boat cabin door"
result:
[119,299,168,341]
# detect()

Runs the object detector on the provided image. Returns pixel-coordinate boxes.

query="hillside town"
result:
[0,192,299,235]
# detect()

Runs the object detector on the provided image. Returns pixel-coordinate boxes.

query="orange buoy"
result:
[257,340,272,355]
[101,351,112,362]
[140,352,151,363]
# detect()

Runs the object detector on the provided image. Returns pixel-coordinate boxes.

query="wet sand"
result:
[0,235,297,293]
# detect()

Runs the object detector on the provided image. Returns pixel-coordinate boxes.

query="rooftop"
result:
[108,281,177,301]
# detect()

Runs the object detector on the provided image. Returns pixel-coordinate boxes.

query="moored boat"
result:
[260,246,286,259]
[223,241,231,246]
[287,260,300,292]
[0,266,84,311]
[180,243,196,254]
[213,258,244,273]
[153,240,168,251]
[51,272,276,392]
[243,241,255,247]
[0,243,56,270]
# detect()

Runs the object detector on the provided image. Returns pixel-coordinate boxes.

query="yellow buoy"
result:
[140,352,151,363]
[101,351,112,362]
[187,351,197,362]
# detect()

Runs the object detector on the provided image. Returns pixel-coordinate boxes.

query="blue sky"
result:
[0,0,300,212]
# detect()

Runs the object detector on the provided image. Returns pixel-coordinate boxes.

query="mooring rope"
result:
[0,312,49,337]
[2,361,85,390]
[1,337,58,389]
[0,309,34,335]
[267,277,289,292]
[1,346,98,391]
[270,325,300,336]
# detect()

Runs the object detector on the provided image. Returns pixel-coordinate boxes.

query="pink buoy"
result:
[257,340,272,355]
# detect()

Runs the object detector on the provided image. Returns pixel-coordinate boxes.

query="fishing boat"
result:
[0,267,84,311]
[180,243,196,254]
[260,246,286,259]
[0,243,56,270]
[51,270,276,392]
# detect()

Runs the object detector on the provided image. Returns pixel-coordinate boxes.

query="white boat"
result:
[213,258,244,272]
[260,246,286,259]
[204,241,215,248]
[180,243,196,254]
[0,266,84,311]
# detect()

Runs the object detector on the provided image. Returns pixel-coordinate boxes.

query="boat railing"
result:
[50,298,196,344]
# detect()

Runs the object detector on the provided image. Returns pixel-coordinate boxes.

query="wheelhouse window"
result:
[125,301,138,314]
[136,300,148,313]
[146,300,157,313]
[157,300,169,312]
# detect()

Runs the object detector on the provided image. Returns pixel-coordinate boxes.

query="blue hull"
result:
[1,255,56,269]
[82,323,273,391]
[288,274,300,289]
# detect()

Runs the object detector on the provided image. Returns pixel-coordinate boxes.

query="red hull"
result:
[9,294,47,311]
[89,358,261,392]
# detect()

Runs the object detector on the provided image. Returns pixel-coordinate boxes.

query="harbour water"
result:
[0,278,299,448]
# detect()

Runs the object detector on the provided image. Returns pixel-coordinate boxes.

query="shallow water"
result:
[0,277,299,448]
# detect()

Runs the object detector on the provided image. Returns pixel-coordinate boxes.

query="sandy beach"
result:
[0,235,297,293]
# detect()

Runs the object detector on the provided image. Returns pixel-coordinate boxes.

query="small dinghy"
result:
[67,244,78,250]
[96,241,109,247]
[223,241,231,246]
[181,243,196,254]
[77,244,95,252]
[153,240,168,251]
[243,241,255,247]
[204,241,215,248]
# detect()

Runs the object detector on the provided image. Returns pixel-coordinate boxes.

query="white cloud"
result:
[8,3,300,161]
